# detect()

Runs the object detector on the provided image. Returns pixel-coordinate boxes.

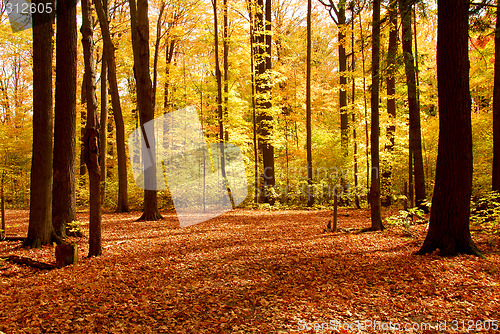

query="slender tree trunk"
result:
[370,0,384,231]
[306,0,313,207]
[1,171,5,240]
[94,0,129,213]
[164,40,176,112]
[129,0,162,221]
[248,0,259,203]
[153,2,166,107]
[338,4,348,157]
[223,0,229,141]
[25,1,56,248]
[416,0,480,257]
[382,0,397,207]
[351,7,360,209]
[493,0,500,192]
[100,36,108,206]
[359,17,370,193]
[53,0,77,238]
[399,0,426,205]
[81,0,102,257]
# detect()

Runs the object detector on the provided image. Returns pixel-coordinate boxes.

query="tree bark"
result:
[416,0,480,257]
[399,0,426,206]
[382,0,397,207]
[81,0,102,257]
[129,0,162,221]
[53,0,77,238]
[306,0,313,207]
[351,6,360,209]
[257,0,275,203]
[99,0,108,206]
[25,1,56,248]
[370,0,384,231]
[247,0,259,203]
[493,0,500,193]
[93,0,129,213]
[338,4,348,157]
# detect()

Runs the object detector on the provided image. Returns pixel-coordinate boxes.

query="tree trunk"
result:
[382,0,397,207]
[25,1,56,248]
[223,0,229,139]
[129,0,162,221]
[359,17,370,193]
[99,0,108,206]
[53,0,77,238]
[416,0,480,257]
[247,0,259,204]
[351,7,360,209]
[153,3,165,107]
[255,0,274,203]
[399,0,426,205]
[370,0,384,231]
[493,0,500,193]
[93,0,129,213]
[1,171,5,240]
[338,4,348,157]
[306,0,313,207]
[81,0,102,257]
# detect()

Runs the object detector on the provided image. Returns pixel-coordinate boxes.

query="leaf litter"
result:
[0,208,499,333]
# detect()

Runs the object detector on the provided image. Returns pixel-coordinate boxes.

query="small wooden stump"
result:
[55,243,78,268]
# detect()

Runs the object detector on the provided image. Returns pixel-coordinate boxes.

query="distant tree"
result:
[318,0,349,157]
[370,0,384,231]
[493,0,500,193]
[25,0,56,248]
[417,0,480,256]
[53,0,77,238]
[81,0,102,256]
[306,0,313,207]
[399,0,426,206]
[129,0,162,221]
[381,0,397,207]
[93,0,130,213]
[99,0,108,206]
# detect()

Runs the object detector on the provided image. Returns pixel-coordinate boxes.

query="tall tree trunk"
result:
[81,0,102,257]
[94,0,129,213]
[247,0,259,203]
[255,0,274,203]
[129,0,162,221]
[53,0,77,238]
[1,171,5,240]
[359,17,370,193]
[338,3,348,157]
[382,0,397,207]
[493,0,500,192]
[100,38,108,206]
[25,1,56,248]
[306,0,313,207]
[223,0,229,141]
[416,0,480,257]
[153,2,165,107]
[370,0,384,231]
[351,6,360,209]
[164,40,176,112]
[399,0,426,205]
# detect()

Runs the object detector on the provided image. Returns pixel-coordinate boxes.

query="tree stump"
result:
[55,243,78,268]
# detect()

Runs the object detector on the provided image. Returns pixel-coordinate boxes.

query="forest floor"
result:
[0,208,499,333]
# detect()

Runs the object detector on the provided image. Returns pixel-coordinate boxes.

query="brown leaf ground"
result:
[1,208,499,333]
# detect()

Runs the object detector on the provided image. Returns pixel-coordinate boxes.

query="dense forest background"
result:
[0,1,496,218]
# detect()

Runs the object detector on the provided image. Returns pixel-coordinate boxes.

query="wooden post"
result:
[332,194,338,232]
